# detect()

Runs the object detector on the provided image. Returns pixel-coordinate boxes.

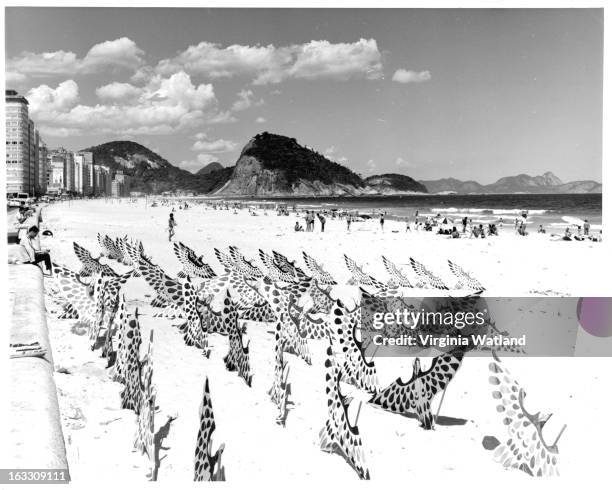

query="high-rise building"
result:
[74,152,94,196]
[94,165,112,196]
[47,149,69,194]
[38,140,48,194]
[30,122,39,195]
[111,170,132,197]
[5,90,32,195]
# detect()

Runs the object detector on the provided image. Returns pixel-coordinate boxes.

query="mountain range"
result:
[82,136,601,196]
[421,171,601,194]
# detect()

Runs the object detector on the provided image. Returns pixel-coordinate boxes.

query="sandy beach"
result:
[40,198,610,484]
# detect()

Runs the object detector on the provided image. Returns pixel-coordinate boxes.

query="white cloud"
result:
[27,80,80,113]
[392,69,432,84]
[365,159,377,174]
[6,37,145,79]
[82,37,144,70]
[96,82,143,101]
[178,153,219,173]
[6,71,27,84]
[395,156,416,168]
[231,89,263,112]
[338,156,349,164]
[324,146,336,157]
[28,72,221,137]
[156,38,383,84]
[255,116,267,124]
[191,135,236,153]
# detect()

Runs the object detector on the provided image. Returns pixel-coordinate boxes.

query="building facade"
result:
[5,90,32,195]
[38,140,48,195]
[111,170,132,197]
[74,151,94,196]
[47,152,67,194]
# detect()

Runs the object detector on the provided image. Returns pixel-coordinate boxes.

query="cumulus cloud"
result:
[156,38,383,84]
[231,89,263,112]
[28,72,221,137]
[27,80,80,113]
[191,134,237,153]
[95,82,143,101]
[391,69,431,84]
[255,117,267,124]
[6,37,145,79]
[395,156,416,168]
[324,146,336,157]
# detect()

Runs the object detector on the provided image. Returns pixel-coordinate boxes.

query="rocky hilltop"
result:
[196,162,224,175]
[364,173,427,194]
[216,132,426,196]
[421,171,601,194]
[82,141,231,194]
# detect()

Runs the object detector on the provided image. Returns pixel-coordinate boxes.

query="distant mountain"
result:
[419,172,601,194]
[364,173,427,194]
[419,178,485,194]
[196,162,224,175]
[82,141,231,194]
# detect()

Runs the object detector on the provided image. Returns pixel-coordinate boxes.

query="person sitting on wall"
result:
[20,226,53,276]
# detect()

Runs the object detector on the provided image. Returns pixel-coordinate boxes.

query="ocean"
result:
[207,193,602,231]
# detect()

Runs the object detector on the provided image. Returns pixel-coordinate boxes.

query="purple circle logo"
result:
[577,297,612,338]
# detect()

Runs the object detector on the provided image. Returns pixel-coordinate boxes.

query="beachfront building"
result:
[38,140,48,195]
[46,147,76,194]
[5,90,33,195]
[94,165,112,196]
[30,122,39,196]
[111,170,132,197]
[47,153,67,194]
[74,151,94,196]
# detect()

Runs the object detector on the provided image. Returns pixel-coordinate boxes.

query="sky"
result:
[5,8,603,183]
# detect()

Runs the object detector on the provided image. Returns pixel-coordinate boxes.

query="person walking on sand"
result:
[379,213,385,232]
[168,212,176,242]
[346,215,352,232]
[317,213,326,232]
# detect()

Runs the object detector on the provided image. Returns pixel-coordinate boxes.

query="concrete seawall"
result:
[7,264,69,472]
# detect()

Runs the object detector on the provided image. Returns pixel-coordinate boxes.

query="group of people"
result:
[295,211,326,232]
[10,207,53,276]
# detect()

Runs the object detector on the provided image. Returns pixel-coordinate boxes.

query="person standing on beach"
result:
[317,213,326,232]
[168,212,176,242]
[347,215,352,232]
[380,213,385,231]
[584,219,591,236]
[462,216,468,233]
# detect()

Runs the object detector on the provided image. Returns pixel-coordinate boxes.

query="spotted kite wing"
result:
[259,249,296,282]
[409,257,448,290]
[127,242,185,307]
[488,352,560,476]
[369,350,463,416]
[302,251,337,285]
[51,263,96,321]
[272,250,307,279]
[382,256,412,287]
[73,241,118,277]
[448,259,484,291]
[344,254,386,289]
[173,242,217,279]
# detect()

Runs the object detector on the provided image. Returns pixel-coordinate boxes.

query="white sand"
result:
[41,199,611,484]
